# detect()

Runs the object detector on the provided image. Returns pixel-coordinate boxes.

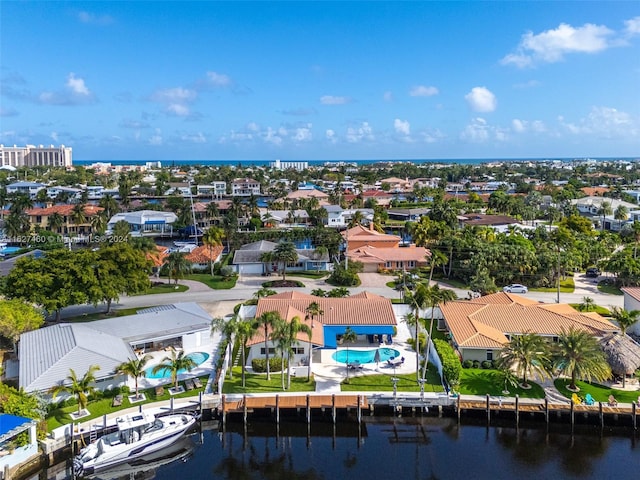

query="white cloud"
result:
[148,129,163,146]
[50,131,59,142]
[181,132,207,143]
[465,87,497,112]
[383,91,394,102]
[512,119,547,133]
[394,118,411,136]
[320,95,351,105]
[460,118,508,143]
[502,22,615,67]
[77,11,114,25]
[326,129,337,144]
[205,71,231,87]
[38,73,95,105]
[559,106,638,138]
[409,85,439,97]
[345,122,374,143]
[167,104,190,117]
[151,87,197,104]
[293,126,312,142]
[624,16,640,36]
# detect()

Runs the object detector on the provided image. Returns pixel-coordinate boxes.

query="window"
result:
[260,347,277,355]
[385,261,392,268]
[486,350,493,361]
[293,347,305,355]
[408,261,415,268]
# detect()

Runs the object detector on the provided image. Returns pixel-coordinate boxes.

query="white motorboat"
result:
[79,435,195,479]
[73,412,197,476]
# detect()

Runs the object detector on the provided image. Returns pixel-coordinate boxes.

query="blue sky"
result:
[1,1,639,161]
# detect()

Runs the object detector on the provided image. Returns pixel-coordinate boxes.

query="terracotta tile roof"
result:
[580,187,610,196]
[459,214,519,226]
[621,287,640,302]
[342,224,400,244]
[185,245,224,264]
[26,204,104,216]
[146,245,169,267]
[254,291,396,327]
[246,304,325,347]
[286,189,329,199]
[441,292,617,350]
[348,245,430,263]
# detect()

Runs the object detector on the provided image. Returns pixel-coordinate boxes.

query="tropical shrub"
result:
[481,360,494,369]
[433,339,462,387]
[473,360,480,369]
[251,357,287,373]
[462,360,474,369]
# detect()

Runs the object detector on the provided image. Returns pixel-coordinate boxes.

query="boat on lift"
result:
[73,411,197,476]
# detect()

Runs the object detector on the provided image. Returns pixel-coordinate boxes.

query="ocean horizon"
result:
[74,157,638,167]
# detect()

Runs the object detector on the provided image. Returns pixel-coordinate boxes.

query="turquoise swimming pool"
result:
[332,348,400,364]
[145,352,210,379]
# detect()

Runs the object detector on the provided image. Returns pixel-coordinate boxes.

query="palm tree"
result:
[428,250,448,284]
[614,205,629,231]
[202,226,225,276]
[49,365,101,416]
[98,194,120,219]
[47,212,64,234]
[236,319,254,387]
[342,327,357,382]
[553,327,611,391]
[272,240,298,281]
[311,288,328,298]
[497,332,551,388]
[253,287,277,300]
[151,349,197,390]
[91,212,107,234]
[422,284,457,381]
[405,283,429,382]
[211,314,239,379]
[305,301,323,381]
[115,355,151,400]
[597,201,613,231]
[279,316,311,389]
[70,203,87,233]
[610,306,640,336]
[577,296,596,312]
[254,311,281,381]
[163,252,192,284]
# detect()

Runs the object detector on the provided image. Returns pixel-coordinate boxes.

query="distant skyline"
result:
[1,1,639,161]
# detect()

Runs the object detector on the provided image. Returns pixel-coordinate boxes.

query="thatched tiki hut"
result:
[600,333,640,388]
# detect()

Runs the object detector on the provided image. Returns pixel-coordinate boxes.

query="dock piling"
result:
[486,394,490,424]
[515,395,520,428]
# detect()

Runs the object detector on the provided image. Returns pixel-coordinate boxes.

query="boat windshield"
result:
[144,418,164,434]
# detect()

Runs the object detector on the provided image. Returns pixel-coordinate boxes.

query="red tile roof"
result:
[347,245,430,263]
[185,245,224,264]
[26,204,104,216]
[441,292,617,350]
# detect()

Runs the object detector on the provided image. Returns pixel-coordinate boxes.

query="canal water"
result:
[29,417,640,479]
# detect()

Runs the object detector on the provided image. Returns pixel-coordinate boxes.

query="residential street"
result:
[56,272,624,320]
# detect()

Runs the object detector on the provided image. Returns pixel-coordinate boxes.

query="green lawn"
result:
[186,273,237,289]
[458,368,546,398]
[139,283,189,295]
[65,307,142,323]
[341,367,444,393]
[221,367,315,393]
[530,277,574,293]
[46,376,208,431]
[569,304,611,316]
[597,284,623,295]
[553,379,639,404]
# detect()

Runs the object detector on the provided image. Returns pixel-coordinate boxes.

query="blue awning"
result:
[323,325,395,349]
[0,414,36,443]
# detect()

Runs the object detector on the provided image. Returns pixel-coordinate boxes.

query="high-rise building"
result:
[0,144,73,168]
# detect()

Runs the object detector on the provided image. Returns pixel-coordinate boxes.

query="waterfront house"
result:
[439,292,618,363]
[6,181,45,199]
[243,291,397,370]
[620,287,640,336]
[106,210,177,237]
[232,178,261,196]
[18,303,213,396]
[25,204,104,237]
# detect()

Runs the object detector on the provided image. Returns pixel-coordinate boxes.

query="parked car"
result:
[503,284,528,293]
[585,267,601,278]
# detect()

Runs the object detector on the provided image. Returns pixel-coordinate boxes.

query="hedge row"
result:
[433,338,462,387]
[251,357,287,373]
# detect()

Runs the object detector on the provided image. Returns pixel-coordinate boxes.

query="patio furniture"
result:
[193,377,203,388]
[185,378,195,391]
[608,395,618,407]
[111,394,123,407]
[584,393,595,406]
[155,386,165,397]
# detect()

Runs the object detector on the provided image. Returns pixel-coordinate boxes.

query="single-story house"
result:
[232,240,332,275]
[0,414,39,478]
[185,244,224,270]
[439,292,618,362]
[18,303,212,395]
[243,291,397,368]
